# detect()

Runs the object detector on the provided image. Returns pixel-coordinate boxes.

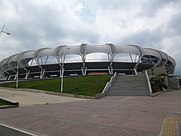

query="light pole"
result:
[74,73,77,91]
[16,60,19,88]
[16,53,21,88]
[60,66,64,93]
[61,47,70,93]
[0,25,11,36]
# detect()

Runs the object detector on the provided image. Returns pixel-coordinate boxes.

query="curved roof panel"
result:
[0,58,9,67]
[159,51,168,60]
[84,44,112,54]
[112,45,141,55]
[7,54,19,63]
[33,48,51,59]
[0,58,9,72]
[58,45,82,56]
[54,45,67,56]
[142,48,162,60]
[36,48,55,58]
[19,50,35,61]
[168,55,176,66]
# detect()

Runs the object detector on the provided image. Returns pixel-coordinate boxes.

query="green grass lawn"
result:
[0,75,111,96]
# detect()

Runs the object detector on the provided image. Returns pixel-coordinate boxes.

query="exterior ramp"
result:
[106,74,150,96]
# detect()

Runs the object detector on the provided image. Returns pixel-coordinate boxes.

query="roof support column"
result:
[40,69,45,79]
[8,75,12,80]
[134,68,138,75]
[60,67,65,92]
[45,56,49,64]
[5,75,9,80]
[128,45,143,73]
[80,43,87,75]
[81,55,87,75]
[81,66,87,75]
[107,52,114,75]
[129,53,133,62]
[25,71,30,79]
[108,66,113,75]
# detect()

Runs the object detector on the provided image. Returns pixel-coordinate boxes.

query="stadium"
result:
[0,44,176,80]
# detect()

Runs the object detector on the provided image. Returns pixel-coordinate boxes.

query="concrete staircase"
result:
[106,74,150,96]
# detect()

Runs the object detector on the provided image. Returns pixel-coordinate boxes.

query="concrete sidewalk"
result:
[0,88,86,106]
[0,89,181,136]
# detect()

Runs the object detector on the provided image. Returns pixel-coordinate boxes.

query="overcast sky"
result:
[0,0,181,74]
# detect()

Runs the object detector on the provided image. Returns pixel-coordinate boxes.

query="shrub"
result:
[150,74,167,93]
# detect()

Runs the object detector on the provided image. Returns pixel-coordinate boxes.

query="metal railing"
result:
[102,72,117,95]
[145,70,153,96]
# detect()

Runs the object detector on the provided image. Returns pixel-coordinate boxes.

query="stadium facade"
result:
[0,44,176,80]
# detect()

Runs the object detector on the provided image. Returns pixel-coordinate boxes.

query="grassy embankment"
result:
[0,99,12,106]
[0,75,111,96]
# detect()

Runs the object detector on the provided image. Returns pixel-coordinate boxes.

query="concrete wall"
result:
[153,66,167,76]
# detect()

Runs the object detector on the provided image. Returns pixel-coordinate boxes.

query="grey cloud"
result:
[118,28,163,47]
[71,0,95,23]
[173,56,181,75]
[0,1,71,49]
[87,0,138,11]
[12,1,100,44]
[1,0,100,50]
[138,0,179,17]
[166,39,181,71]
[68,29,100,44]
[116,26,181,74]
[167,12,181,35]
[0,0,4,8]
[0,0,180,74]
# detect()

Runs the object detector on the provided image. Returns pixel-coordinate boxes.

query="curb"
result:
[0,96,19,109]
[152,91,163,97]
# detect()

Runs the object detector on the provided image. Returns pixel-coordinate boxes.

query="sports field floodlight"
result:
[0,25,11,36]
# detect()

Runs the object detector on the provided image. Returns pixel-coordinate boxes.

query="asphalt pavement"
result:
[0,124,35,136]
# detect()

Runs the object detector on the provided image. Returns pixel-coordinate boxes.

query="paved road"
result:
[0,90,181,136]
[0,124,34,136]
